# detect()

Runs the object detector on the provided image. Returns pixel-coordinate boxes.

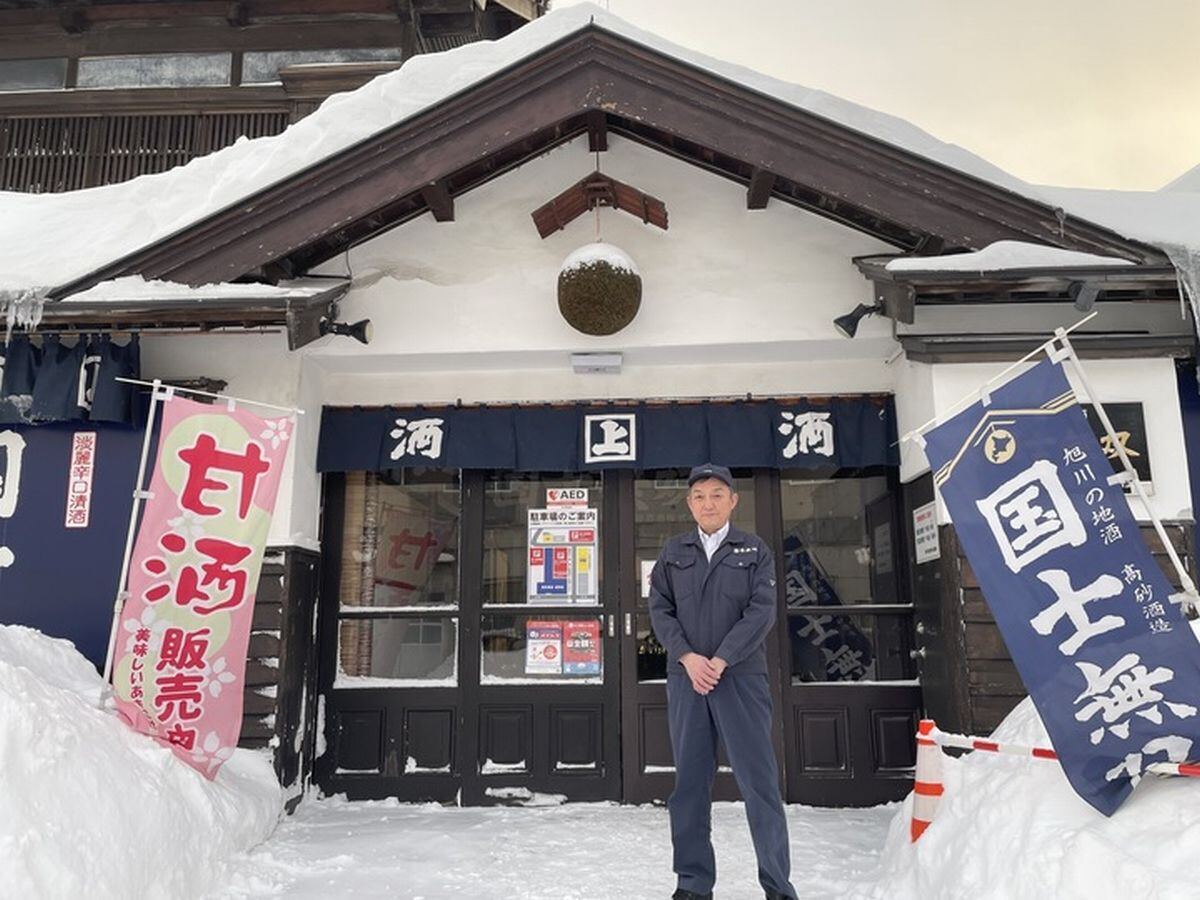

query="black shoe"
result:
[763,892,795,900]
[672,890,713,900]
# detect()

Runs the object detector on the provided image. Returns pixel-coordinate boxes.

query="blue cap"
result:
[687,463,733,489]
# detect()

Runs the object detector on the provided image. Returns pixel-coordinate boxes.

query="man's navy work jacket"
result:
[647,526,779,676]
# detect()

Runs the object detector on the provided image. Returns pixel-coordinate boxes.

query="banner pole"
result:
[1055,330,1199,606]
[114,376,304,415]
[98,379,168,708]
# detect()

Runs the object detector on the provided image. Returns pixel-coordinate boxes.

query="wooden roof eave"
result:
[46,26,1168,299]
[36,279,348,348]
[901,334,1193,364]
[856,255,1181,299]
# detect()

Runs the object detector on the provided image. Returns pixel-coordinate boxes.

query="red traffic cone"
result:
[911,719,944,842]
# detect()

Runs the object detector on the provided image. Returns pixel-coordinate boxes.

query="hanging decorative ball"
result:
[557,242,642,336]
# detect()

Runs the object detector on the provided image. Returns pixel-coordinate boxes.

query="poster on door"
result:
[526,507,598,604]
[525,620,563,674]
[562,619,602,675]
[373,496,458,606]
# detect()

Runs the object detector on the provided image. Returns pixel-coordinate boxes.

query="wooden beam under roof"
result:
[586,109,607,152]
[746,167,774,210]
[225,0,250,27]
[420,179,454,222]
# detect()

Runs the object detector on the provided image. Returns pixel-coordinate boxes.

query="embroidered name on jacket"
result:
[732,547,756,555]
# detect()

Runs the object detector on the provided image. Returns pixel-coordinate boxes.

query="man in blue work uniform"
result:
[648,464,796,900]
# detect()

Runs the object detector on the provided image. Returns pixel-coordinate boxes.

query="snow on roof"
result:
[0,2,1196,296]
[885,240,1136,274]
[1161,162,1200,193]
[1035,187,1200,310]
[58,275,343,305]
[1038,185,1200,253]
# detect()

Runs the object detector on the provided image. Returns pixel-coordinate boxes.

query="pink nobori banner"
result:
[112,397,291,778]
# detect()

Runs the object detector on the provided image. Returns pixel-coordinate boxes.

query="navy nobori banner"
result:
[0,422,141,668]
[318,397,900,473]
[923,357,1200,816]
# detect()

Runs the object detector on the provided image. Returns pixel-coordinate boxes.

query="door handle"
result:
[607,614,615,638]
[624,612,632,636]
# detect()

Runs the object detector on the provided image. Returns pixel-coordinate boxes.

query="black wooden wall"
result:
[904,473,1194,735]
[238,547,320,810]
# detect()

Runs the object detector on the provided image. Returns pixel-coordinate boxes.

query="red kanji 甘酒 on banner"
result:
[113,397,291,778]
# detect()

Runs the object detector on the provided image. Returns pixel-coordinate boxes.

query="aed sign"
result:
[546,488,589,508]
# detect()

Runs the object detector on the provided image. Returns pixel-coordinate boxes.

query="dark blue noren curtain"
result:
[0,334,140,426]
[90,335,141,424]
[318,397,900,473]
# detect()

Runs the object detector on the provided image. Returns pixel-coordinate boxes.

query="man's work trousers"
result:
[666,671,795,898]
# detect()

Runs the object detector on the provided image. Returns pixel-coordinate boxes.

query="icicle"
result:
[1,288,48,342]
[1162,243,1200,383]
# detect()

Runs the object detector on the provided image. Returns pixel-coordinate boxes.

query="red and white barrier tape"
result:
[927,724,1058,761]
[926,723,1200,779]
[1147,761,1200,778]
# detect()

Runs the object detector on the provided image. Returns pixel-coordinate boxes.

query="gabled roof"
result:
[0,3,1180,302]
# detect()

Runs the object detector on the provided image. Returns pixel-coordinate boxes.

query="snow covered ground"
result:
[0,625,282,900]
[9,618,1200,899]
[212,797,893,899]
[869,697,1200,900]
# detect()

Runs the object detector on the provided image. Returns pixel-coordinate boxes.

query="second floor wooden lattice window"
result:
[0,111,290,194]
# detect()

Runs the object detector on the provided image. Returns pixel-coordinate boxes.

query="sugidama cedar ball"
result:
[557,242,643,336]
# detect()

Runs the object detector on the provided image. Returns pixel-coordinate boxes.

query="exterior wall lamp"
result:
[319,318,372,345]
[834,302,884,338]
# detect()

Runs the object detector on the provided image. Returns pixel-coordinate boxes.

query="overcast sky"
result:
[552,0,1199,191]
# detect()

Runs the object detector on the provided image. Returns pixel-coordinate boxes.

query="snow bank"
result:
[0,624,281,900]
[866,623,1200,900]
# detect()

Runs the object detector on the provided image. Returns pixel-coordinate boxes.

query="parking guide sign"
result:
[527,507,598,604]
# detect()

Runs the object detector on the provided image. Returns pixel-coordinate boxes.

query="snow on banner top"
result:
[0,3,1196,294]
[885,240,1136,274]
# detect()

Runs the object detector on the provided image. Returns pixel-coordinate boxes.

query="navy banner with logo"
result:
[317,397,898,473]
[923,356,1200,816]
[0,422,141,668]
[782,531,874,681]
[0,334,141,425]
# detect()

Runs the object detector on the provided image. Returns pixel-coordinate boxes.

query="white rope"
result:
[1055,332,1199,605]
